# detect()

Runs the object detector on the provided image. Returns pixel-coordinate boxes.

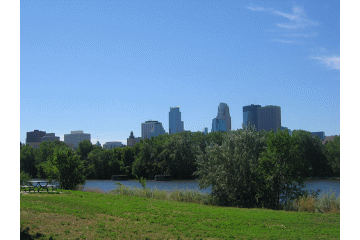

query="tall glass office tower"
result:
[216,103,231,132]
[211,118,227,132]
[211,103,231,132]
[243,104,261,130]
[169,107,184,134]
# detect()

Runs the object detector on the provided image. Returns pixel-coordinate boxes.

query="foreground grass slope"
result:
[21,191,339,239]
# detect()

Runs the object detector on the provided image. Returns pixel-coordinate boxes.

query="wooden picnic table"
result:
[21,180,58,193]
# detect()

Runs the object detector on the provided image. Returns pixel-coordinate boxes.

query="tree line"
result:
[20,128,340,201]
[20,131,224,181]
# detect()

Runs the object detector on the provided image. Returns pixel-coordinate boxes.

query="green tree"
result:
[324,136,340,177]
[42,148,86,190]
[34,140,70,178]
[163,132,198,179]
[86,148,102,179]
[258,130,306,208]
[195,128,266,207]
[121,146,136,176]
[76,140,96,160]
[102,149,117,179]
[20,145,37,177]
[132,140,155,179]
[292,130,332,177]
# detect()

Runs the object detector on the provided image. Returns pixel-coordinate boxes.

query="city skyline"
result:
[23,102,333,146]
[20,0,340,145]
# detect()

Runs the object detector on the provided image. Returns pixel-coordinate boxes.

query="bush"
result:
[315,191,340,213]
[111,183,211,204]
[20,171,32,186]
[83,187,105,193]
[195,128,266,207]
[290,195,317,212]
[284,189,339,213]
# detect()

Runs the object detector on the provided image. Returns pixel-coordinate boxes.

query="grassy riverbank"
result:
[21,190,339,239]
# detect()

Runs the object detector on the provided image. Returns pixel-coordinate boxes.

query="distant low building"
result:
[281,126,292,135]
[28,142,41,149]
[103,141,124,150]
[26,130,46,145]
[311,131,325,140]
[64,130,91,149]
[203,127,208,135]
[127,131,141,147]
[41,133,60,142]
[64,142,75,150]
[95,141,102,147]
[322,135,336,144]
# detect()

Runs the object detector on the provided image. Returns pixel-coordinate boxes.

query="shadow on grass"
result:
[20,226,45,240]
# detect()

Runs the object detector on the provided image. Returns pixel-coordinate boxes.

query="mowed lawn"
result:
[20,190,340,239]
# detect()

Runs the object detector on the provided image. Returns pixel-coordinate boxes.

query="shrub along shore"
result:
[110,183,340,214]
[21,188,340,240]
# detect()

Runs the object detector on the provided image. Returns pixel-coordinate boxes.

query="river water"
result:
[32,178,339,197]
[82,178,340,197]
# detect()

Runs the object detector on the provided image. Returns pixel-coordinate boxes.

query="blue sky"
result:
[20,0,340,145]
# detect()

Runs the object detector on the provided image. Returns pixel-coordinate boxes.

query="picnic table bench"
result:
[20,185,35,192]
[21,181,58,193]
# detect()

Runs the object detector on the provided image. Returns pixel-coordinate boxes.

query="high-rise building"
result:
[64,130,91,149]
[243,104,261,130]
[141,121,166,139]
[127,131,141,147]
[257,105,281,132]
[41,133,60,142]
[216,103,231,132]
[26,130,46,145]
[212,118,227,132]
[169,106,184,134]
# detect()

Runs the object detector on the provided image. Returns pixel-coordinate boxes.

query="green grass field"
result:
[20,190,340,239]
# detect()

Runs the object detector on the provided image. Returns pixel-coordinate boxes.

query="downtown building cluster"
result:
[25,103,326,150]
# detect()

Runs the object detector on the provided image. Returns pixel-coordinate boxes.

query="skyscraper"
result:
[243,104,261,130]
[215,103,231,132]
[141,120,166,139]
[257,105,281,132]
[169,106,184,134]
[212,118,227,132]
